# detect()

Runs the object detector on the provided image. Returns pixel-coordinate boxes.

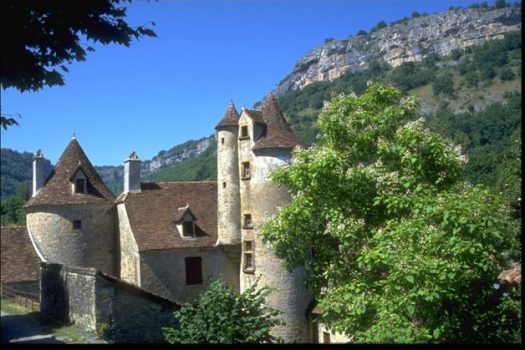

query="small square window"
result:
[222,182,226,188]
[73,220,82,230]
[243,214,253,228]
[242,162,251,179]
[240,125,249,139]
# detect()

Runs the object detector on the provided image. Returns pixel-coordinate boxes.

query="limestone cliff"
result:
[274,5,521,95]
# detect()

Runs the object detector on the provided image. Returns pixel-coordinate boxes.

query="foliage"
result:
[496,128,521,220]
[357,30,367,36]
[162,279,284,344]
[424,94,521,187]
[370,20,388,33]
[432,73,455,97]
[261,83,521,343]
[1,0,156,128]
[1,196,27,226]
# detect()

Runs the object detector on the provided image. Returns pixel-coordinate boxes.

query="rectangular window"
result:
[323,332,331,344]
[73,220,82,230]
[243,214,253,228]
[240,125,249,138]
[243,240,254,272]
[185,257,203,285]
[242,162,251,179]
[75,178,85,193]
[182,221,194,237]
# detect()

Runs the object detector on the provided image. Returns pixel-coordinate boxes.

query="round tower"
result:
[215,101,241,246]
[25,137,118,276]
[238,96,312,343]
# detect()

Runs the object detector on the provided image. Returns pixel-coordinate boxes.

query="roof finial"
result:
[34,149,44,158]
[72,133,76,140]
[128,151,139,160]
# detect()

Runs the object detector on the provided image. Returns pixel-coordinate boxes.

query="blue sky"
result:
[0,0,507,166]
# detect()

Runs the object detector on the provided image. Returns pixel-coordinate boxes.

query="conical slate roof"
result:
[215,101,240,129]
[26,138,116,207]
[252,95,299,151]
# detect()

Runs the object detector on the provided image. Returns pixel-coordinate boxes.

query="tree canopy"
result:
[162,279,284,344]
[261,83,521,343]
[1,0,156,128]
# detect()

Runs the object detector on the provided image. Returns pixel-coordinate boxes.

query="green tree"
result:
[261,83,520,343]
[162,279,284,344]
[1,0,156,129]
[432,73,455,96]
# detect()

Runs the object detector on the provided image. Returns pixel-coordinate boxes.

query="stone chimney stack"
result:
[32,149,45,197]
[124,151,141,193]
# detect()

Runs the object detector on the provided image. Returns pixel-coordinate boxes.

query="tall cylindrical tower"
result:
[215,101,241,246]
[238,96,312,343]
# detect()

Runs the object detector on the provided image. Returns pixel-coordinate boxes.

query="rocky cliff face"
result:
[95,136,213,193]
[274,5,521,95]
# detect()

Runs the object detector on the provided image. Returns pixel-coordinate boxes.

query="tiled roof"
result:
[215,101,240,129]
[1,226,41,283]
[116,181,217,251]
[244,109,266,126]
[25,138,116,207]
[252,95,300,151]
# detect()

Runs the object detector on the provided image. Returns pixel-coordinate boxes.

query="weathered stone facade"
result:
[27,203,118,276]
[40,262,178,343]
[139,247,239,303]
[235,109,313,343]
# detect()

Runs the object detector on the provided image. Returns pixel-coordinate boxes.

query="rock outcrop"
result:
[274,5,521,95]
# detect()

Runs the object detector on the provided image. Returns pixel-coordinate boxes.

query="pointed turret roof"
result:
[215,100,240,129]
[252,95,299,151]
[26,138,115,207]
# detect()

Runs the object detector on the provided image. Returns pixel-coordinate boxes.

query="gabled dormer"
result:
[174,205,197,238]
[70,165,88,194]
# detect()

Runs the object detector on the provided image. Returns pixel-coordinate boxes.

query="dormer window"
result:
[75,178,85,193]
[71,167,87,194]
[175,205,197,238]
[240,125,249,139]
[182,219,195,237]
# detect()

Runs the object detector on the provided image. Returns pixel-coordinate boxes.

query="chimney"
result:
[124,151,141,193]
[32,149,45,197]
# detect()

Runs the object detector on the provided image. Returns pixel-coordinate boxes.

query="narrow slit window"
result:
[243,240,254,272]
[242,162,251,179]
[185,257,203,285]
[222,182,226,188]
[221,137,225,144]
[240,125,249,138]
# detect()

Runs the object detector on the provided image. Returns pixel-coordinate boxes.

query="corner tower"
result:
[25,136,118,276]
[238,95,313,342]
[215,101,242,246]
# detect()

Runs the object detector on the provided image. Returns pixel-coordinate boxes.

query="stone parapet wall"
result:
[40,262,179,343]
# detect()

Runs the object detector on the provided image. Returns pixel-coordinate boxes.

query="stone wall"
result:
[27,203,118,276]
[140,247,239,303]
[40,262,179,343]
[117,204,140,284]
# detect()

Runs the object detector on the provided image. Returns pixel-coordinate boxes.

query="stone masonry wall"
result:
[140,247,239,303]
[27,203,118,276]
[40,262,179,343]
[117,204,140,284]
